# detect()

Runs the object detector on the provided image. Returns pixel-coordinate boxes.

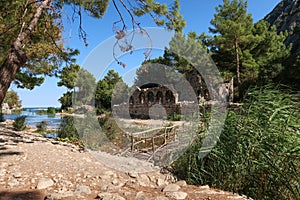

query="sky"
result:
[11,0,282,107]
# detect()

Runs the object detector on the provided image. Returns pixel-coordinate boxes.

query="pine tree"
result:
[209,0,254,95]
[209,0,290,97]
[252,20,290,82]
[95,70,128,111]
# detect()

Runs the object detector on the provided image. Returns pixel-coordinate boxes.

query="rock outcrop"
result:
[264,0,300,53]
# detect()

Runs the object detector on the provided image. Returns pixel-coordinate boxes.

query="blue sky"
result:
[11,0,281,107]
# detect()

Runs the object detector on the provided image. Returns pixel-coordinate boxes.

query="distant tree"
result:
[57,64,80,109]
[57,64,80,90]
[74,68,96,105]
[112,80,129,105]
[3,90,21,108]
[0,0,186,105]
[47,107,56,114]
[58,91,73,110]
[134,63,176,86]
[95,70,128,112]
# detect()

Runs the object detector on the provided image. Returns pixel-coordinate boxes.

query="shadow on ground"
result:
[0,151,23,157]
[0,190,45,200]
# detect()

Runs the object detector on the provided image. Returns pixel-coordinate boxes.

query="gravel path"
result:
[0,123,250,200]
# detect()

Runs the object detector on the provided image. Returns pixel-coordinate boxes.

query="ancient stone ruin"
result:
[128,83,180,119]
[113,78,233,119]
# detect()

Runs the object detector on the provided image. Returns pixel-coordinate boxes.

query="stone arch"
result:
[139,92,145,104]
[147,91,154,104]
[165,90,175,103]
[156,91,163,104]
[129,96,134,105]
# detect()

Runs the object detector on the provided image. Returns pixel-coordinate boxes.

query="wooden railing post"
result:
[152,136,155,152]
[164,127,167,144]
[131,134,135,152]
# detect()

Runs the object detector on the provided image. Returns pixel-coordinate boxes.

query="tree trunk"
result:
[0,0,52,105]
[234,36,241,95]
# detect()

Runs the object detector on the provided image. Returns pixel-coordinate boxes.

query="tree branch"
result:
[13,0,52,52]
[112,0,126,30]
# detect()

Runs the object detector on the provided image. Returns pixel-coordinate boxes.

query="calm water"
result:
[2,107,62,129]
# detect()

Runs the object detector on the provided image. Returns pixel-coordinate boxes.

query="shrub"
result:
[36,120,49,133]
[172,85,300,200]
[58,116,79,141]
[167,114,182,121]
[47,107,56,114]
[13,116,26,131]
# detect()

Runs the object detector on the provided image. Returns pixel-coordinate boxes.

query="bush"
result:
[58,116,79,141]
[36,120,49,133]
[47,107,56,114]
[172,85,300,199]
[13,116,27,131]
[167,114,182,121]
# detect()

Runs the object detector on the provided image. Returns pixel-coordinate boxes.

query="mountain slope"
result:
[264,0,300,53]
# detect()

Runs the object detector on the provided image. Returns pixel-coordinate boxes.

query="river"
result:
[2,107,62,129]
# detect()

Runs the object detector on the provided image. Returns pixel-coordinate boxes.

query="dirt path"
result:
[0,123,250,200]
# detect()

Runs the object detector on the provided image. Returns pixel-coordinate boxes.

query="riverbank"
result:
[0,123,250,200]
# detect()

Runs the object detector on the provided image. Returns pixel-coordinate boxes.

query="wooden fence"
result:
[125,125,179,153]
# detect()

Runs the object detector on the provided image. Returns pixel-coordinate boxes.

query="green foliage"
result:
[75,111,109,150]
[280,54,300,89]
[209,0,254,73]
[0,0,67,90]
[59,91,73,110]
[13,116,26,131]
[208,0,289,97]
[95,70,128,112]
[1,0,182,106]
[57,64,80,90]
[172,85,300,199]
[36,107,57,115]
[73,68,96,105]
[167,114,182,121]
[36,120,49,133]
[112,80,129,105]
[3,90,21,108]
[132,0,186,31]
[64,0,110,18]
[47,107,56,114]
[134,62,180,87]
[58,116,79,141]
[253,20,290,82]
[57,64,81,109]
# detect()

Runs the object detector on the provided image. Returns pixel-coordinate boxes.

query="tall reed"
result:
[172,85,300,199]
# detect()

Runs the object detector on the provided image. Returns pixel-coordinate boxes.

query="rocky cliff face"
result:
[264,0,300,53]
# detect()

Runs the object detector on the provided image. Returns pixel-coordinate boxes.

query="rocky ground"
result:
[0,122,250,200]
